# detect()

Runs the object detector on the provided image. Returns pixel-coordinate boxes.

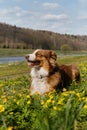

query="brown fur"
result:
[59,64,80,88]
[25,49,80,95]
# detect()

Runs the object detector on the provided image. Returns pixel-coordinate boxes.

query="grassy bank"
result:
[0,48,87,57]
[0,54,87,80]
[0,48,33,57]
[0,61,87,130]
[0,49,87,130]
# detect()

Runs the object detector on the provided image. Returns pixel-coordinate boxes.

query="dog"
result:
[25,49,80,95]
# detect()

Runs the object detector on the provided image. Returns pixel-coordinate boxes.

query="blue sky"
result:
[0,0,87,35]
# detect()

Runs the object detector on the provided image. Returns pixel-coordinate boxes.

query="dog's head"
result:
[25,49,57,68]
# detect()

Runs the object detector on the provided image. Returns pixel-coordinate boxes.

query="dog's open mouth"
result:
[27,60,40,67]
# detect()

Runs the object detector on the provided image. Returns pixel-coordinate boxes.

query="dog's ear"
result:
[50,51,57,61]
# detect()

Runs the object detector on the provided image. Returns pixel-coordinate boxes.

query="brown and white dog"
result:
[25,49,80,95]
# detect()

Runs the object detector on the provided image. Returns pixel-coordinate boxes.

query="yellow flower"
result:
[1,95,6,99]
[62,92,68,97]
[0,105,5,113]
[52,100,55,105]
[26,95,30,98]
[18,93,22,97]
[46,99,51,104]
[58,98,64,105]
[49,95,53,100]
[85,98,87,103]
[79,63,83,67]
[0,83,3,88]
[53,106,58,110]
[63,88,67,92]
[2,98,7,103]
[27,100,31,105]
[75,93,81,98]
[82,67,87,71]
[16,101,19,105]
[83,104,87,109]
[68,91,75,94]
[7,126,13,130]
[9,112,14,115]
[43,103,48,108]
[12,90,16,94]
[41,101,44,105]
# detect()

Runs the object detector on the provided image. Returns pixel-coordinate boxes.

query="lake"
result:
[0,57,25,64]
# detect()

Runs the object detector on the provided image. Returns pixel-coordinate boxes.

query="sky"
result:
[0,0,87,35]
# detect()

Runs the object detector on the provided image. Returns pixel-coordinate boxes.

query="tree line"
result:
[0,22,87,50]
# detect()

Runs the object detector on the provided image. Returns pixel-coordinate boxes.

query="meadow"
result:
[0,49,87,130]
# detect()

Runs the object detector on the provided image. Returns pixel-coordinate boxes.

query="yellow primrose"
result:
[75,93,81,98]
[41,101,44,105]
[12,90,16,94]
[9,112,14,115]
[0,83,3,88]
[82,67,87,71]
[63,88,67,92]
[27,100,31,105]
[58,98,64,105]
[62,92,68,97]
[16,101,20,105]
[7,126,13,130]
[79,63,84,67]
[49,94,53,100]
[53,106,58,110]
[1,95,6,99]
[83,104,87,109]
[84,98,87,103]
[52,100,55,105]
[0,105,5,113]
[68,91,75,94]
[43,103,48,108]
[26,95,30,98]
[2,98,7,103]
[46,99,51,104]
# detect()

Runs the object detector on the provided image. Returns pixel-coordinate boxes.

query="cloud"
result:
[78,11,87,20]
[0,6,33,19]
[41,14,68,21]
[0,6,21,17]
[79,16,87,20]
[43,2,59,9]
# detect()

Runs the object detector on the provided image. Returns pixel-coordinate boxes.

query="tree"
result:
[60,44,73,52]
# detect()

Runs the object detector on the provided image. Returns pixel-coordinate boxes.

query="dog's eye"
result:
[37,54,42,57]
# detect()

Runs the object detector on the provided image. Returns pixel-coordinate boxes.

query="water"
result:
[0,57,25,64]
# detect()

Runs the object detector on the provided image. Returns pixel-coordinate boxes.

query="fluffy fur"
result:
[25,49,80,95]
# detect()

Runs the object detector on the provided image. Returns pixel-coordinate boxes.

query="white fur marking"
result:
[39,67,48,77]
[28,49,40,61]
[30,67,49,95]
[29,54,35,61]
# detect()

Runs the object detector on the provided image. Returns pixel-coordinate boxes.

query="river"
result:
[0,57,25,64]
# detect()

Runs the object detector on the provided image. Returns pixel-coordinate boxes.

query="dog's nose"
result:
[25,55,29,59]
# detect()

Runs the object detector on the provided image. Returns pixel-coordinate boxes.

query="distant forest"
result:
[0,22,87,50]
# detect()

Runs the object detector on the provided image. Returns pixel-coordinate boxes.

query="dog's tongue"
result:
[28,62,35,67]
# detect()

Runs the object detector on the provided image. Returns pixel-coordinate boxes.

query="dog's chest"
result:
[30,67,49,95]
[31,77,47,93]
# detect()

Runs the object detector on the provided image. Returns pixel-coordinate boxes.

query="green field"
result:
[0,48,33,57]
[0,49,87,130]
[0,48,87,57]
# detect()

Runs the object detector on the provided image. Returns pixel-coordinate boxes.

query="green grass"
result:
[58,55,87,64]
[0,48,33,57]
[0,62,29,80]
[0,61,87,130]
[0,54,87,80]
[0,48,87,57]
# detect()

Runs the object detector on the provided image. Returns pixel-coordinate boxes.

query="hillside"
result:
[0,22,87,50]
